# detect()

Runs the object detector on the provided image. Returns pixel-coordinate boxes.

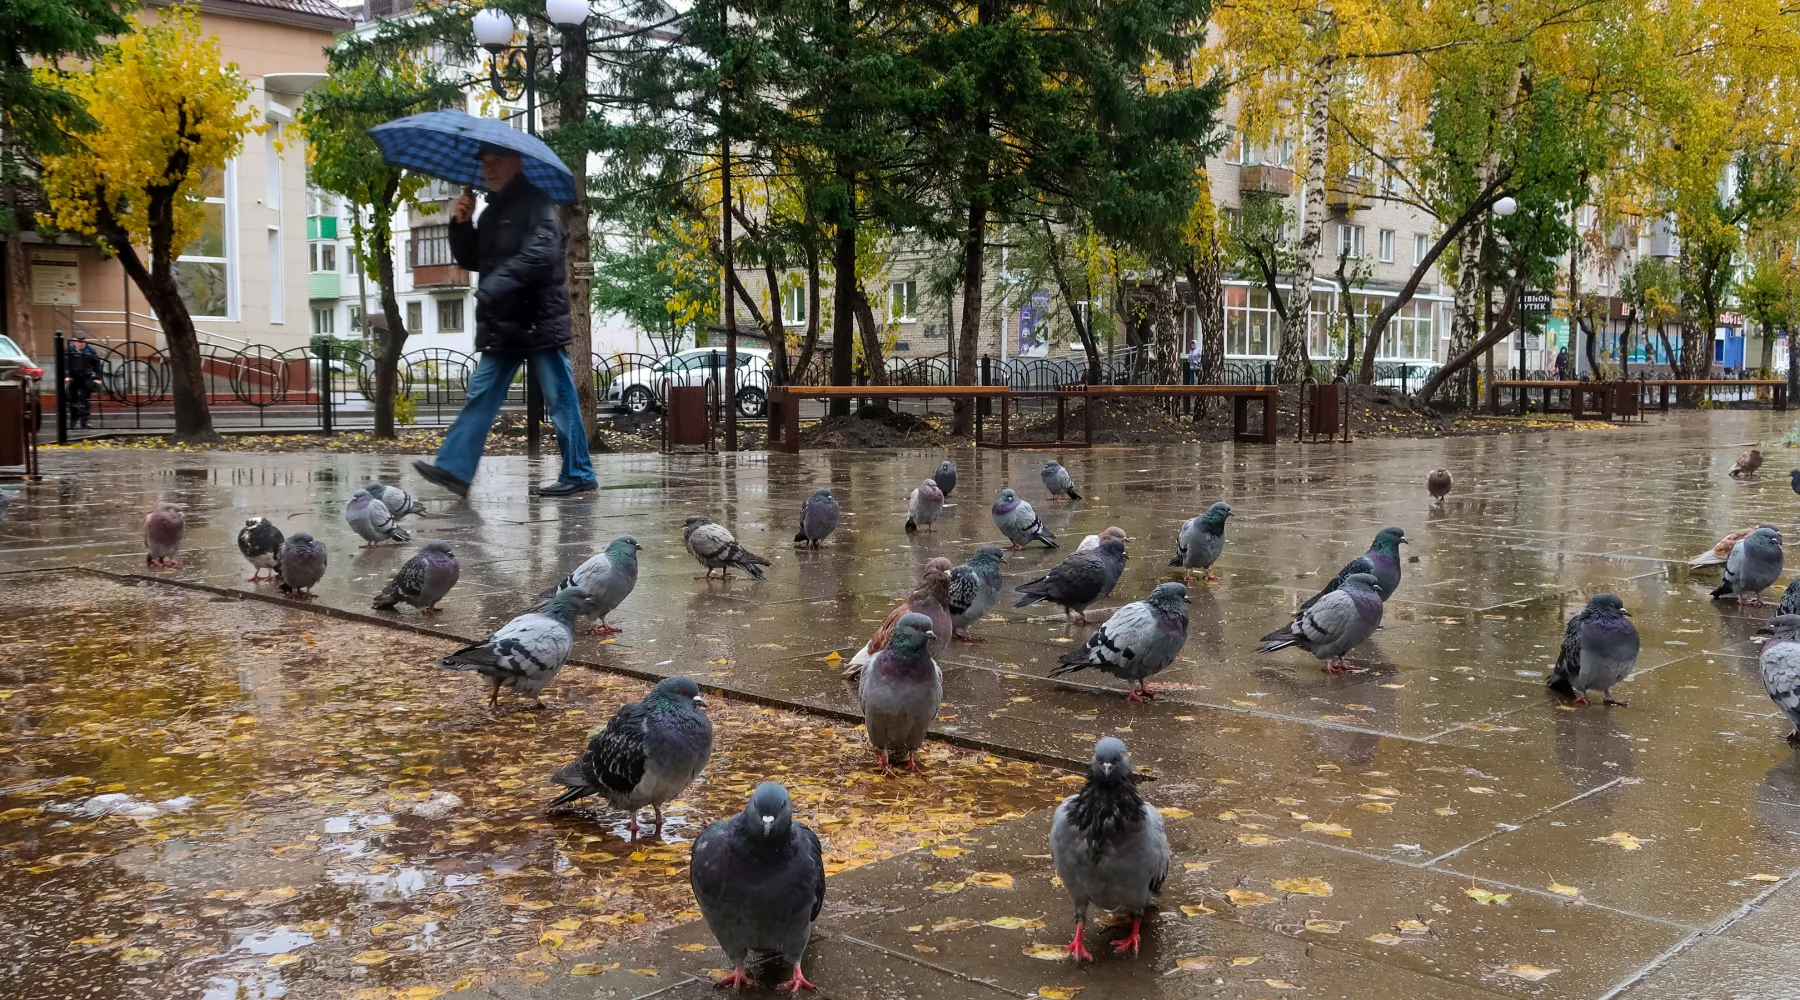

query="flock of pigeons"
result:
[118,450,1800,989]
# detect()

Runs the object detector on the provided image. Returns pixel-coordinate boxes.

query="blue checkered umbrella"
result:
[367,109,577,203]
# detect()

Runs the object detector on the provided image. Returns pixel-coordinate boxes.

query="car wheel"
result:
[737,387,767,418]
[623,385,655,414]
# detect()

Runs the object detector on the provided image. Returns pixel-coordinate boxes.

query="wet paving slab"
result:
[7,409,1800,997]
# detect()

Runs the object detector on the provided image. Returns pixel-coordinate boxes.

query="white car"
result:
[607,348,773,418]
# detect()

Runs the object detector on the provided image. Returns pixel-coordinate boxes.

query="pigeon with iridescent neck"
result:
[1297,526,1406,613]
[373,541,460,614]
[690,782,825,995]
[365,481,427,520]
[905,479,944,534]
[857,613,942,770]
[992,489,1057,550]
[550,676,712,838]
[1261,572,1384,673]
[1546,593,1639,707]
[1049,738,1168,963]
[1170,502,1231,583]
[1712,526,1783,605]
[1052,582,1189,701]
[948,545,1007,641]
[543,535,642,634]
[346,489,409,547]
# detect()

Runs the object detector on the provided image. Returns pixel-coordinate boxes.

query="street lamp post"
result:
[471,2,588,463]
[1491,195,1526,390]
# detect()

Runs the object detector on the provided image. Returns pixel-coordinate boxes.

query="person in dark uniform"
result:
[63,333,104,429]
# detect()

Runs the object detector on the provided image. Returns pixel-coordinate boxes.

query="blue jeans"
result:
[436,348,595,486]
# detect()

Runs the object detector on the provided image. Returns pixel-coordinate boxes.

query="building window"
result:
[267,230,284,324]
[177,164,233,319]
[406,300,423,333]
[1414,233,1430,265]
[888,279,917,323]
[781,283,806,324]
[1336,224,1364,259]
[408,225,454,268]
[1224,285,1281,357]
[347,305,363,335]
[1381,299,1436,361]
[436,297,464,332]
[308,243,337,272]
[1224,127,1242,165]
[1379,229,1395,263]
[312,307,334,336]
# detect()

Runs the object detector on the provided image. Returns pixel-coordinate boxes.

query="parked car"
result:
[0,335,43,385]
[607,348,773,418]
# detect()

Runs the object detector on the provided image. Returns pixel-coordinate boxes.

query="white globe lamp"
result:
[1493,195,1518,217]
[545,0,588,26]
[472,9,516,51]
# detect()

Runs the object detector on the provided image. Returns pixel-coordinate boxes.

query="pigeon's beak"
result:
[692,694,707,706]
[635,543,644,550]
[1101,762,1114,775]
[1621,610,1631,618]
[925,629,938,640]
[1182,594,1191,603]
[1399,537,1410,545]
[761,815,775,833]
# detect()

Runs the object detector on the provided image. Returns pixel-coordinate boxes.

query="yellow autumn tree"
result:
[37,4,257,442]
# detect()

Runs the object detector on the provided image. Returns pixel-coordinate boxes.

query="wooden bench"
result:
[765,385,1009,453]
[1637,379,1787,411]
[1488,380,1629,420]
[1065,384,1281,444]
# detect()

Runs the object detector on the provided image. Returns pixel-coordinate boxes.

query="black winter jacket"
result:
[448,175,570,354]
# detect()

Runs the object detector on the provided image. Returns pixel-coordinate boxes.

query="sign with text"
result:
[1520,290,1554,314]
[30,250,80,305]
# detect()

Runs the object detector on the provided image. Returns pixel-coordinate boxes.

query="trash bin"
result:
[661,377,716,453]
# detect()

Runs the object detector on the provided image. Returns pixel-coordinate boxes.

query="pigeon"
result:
[1690,525,1778,569]
[1297,526,1406,612]
[992,488,1057,549]
[274,532,327,598]
[1051,582,1190,701]
[144,503,186,567]
[1260,571,1385,673]
[543,535,642,634]
[365,481,427,520]
[1791,469,1800,497]
[0,489,9,522]
[1780,577,1800,616]
[1755,615,1800,744]
[237,516,285,582]
[685,516,771,580]
[844,557,953,677]
[690,782,826,995]
[346,489,410,547]
[1427,468,1453,504]
[1711,525,1783,604]
[933,459,957,498]
[1170,502,1232,583]
[1041,460,1082,501]
[1049,738,1169,962]
[857,612,943,770]
[438,590,584,709]
[948,545,1007,641]
[1012,540,1126,626]
[1077,526,1128,553]
[1731,447,1764,477]
[793,488,839,548]
[373,541,460,614]
[550,675,713,837]
[904,479,944,534]
[1546,593,1640,707]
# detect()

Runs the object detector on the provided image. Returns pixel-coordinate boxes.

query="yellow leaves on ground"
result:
[1356,801,1393,813]
[985,916,1045,930]
[1300,822,1352,838]
[1036,988,1082,999]
[820,651,843,662]
[1174,955,1218,971]
[1548,882,1582,897]
[1464,887,1511,906]
[569,963,620,976]
[966,872,1014,889]
[931,918,978,932]
[1158,808,1193,820]
[1367,933,1406,946]
[1231,956,1260,966]
[248,886,298,905]
[674,943,709,952]
[1595,831,1644,850]
[930,845,968,858]
[1273,877,1332,897]
[119,947,162,965]
[1499,963,1559,982]
[1183,861,1213,872]
[267,953,303,967]
[1750,873,1783,883]
[930,880,967,894]
[1303,919,1345,934]
[1262,979,1300,989]
[1238,833,1287,846]
[1180,903,1217,917]
[352,950,395,966]
[1226,889,1277,907]
[1023,944,1069,961]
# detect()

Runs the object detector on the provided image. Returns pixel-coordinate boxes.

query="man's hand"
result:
[454,190,476,223]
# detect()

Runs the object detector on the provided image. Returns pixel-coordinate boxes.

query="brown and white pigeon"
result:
[1427,468,1453,504]
[843,557,953,678]
[1731,448,1765,478]
[1690,524,1779,569]
[145,504,186,567]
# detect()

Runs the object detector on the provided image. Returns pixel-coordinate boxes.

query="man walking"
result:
[414,145,595,498]
[63,333,104,429]
[1184,339,1202,385]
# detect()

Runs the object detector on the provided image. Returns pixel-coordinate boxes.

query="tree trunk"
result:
[3,233,34,356]
[1046,221,1100,383]
[1417,276,1523,406]
[98,203,215,441]
[1276,60,1332,383]
[1787,326,1798,400]
[829,210,856,415]
[953,195,987,435]
[791,248,822,381]
[1184,262,1225,387]
[372,217,407,439]
[853,288,886,386]
[1759,321,1776,374]
[553,21,598,446]
[1447,221,1487,395]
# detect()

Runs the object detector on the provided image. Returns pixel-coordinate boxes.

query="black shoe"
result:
[536,479,597,497]
[413,460,471,498]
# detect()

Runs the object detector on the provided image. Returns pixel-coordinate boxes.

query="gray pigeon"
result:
[992,488,1057,549]
[237,516,285,582]
[1051,582,1190,701]
[1778,577,1800,616]
[1041,460,1082,501]
[1298,526,1406,612]
[857,612,942,770]
[1427,468,1453,504]
[1049,738,1169,962]
[948,545,1007,640]
[543,535,642,634]
[438,590,584,709]
[933,460,957,498]
[1756,615,1800,744]
[1712,525,1783,604]
[550,675,713,838]
[1012,539,1126,625]
[346,489,410,547]
[1260,571,1384,673]
[685,516,771,580]
[689,782,826,994]
[144,503,186,567]
[274,532,327,598]
[373,541,460,614]
[793,488,839,548]
[905,479,944,534]
[365,481,427,520]
[1170,502,1231,583]
[1546,593,1639,707]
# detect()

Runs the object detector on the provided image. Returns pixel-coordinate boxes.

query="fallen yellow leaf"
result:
[1357,801,1394,814]
[966,871,1014,889]
[1595,831,1643,850]
[932,918,979,932]
[1237,833,1287,846]
[1179,903,1216,917]
[629,968,659,977]
[928,880,966,894]
[1022,944,1068,961]
[675,943,709,952]
[1230,956,1260,966]
[1263,979,1299,989]
[1183,861,1213,872]
[267,953,303,968]
[1434,807,1458,816]
[1226,889,1277,906]
[1548,882,1581,897]
[1173,955,1218,971]
[1464,887,1511,906]
[930,846,968,858]
[985,916,1045,930]
[570,963,621,976]
[1395,919,1430,934]
[1159,808,1193,820]
[821,651,842,661]
[1366,933,1405,946]
[1301,822,1352,838]
[1749,873,1782,883]
[1038,988,1082,1000]
[119,947,162,966]
[352,950,394,966]
[1499,963,1559,982]
[1273,876,1333,897]
[1302,919,1345,934]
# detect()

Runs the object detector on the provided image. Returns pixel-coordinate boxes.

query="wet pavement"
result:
[4,409,1800,999]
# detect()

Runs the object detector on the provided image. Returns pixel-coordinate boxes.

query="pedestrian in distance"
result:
[63,332,104,429]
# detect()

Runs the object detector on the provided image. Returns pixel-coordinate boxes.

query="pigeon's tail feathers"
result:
[548,759,595,805]
[1066,487,1082,501]
[1690,551,1728,569]
[438,642,500,670]
[372,582,402,611]
[841,642,874,680]
[1048,649,1094,675]
[1012,593,1047,608]
[1168,555,1182,567]
[1545,667,1577,696]
[390,524,412,542]
[1257,621,1302,652]
[904,517,917,534]
[794,531,808,543]
[1711,579,1733,598]
[1038,533,1061,549]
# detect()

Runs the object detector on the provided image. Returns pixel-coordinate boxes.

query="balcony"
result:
[306,215,338,240]
[413,264,470,289]
[1239,164,1295,196]
[1326,175,1374,212]
[407,227,468,288]
[307,272,341,300]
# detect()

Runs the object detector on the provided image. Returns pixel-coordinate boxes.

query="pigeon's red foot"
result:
[1125,688,1154,703]
[1324,659,1354,675]
[652,804,665,836]
[1573,695,1591,706]
[591,622,622,635]
[1008,544,1025,551]
[1603,697,1629,707]
[1065,921,1095,963]
[1110,917,1143,955]
[626,814,639,840]
[875,750,889,770]
[774,962,816,996]
[714,966,755,991]
[906,754,919,772]
[1205,573,1220,583]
